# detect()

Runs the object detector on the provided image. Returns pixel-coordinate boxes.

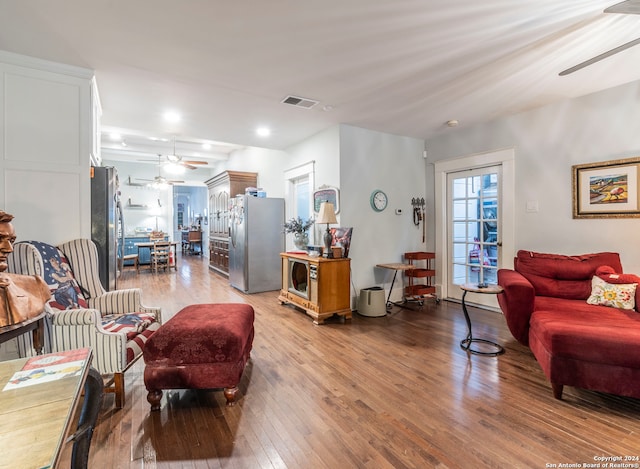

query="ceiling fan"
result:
[165,136,209,170]
[135,155,184,186]
[560,0,640,75]
[137,137,209,170]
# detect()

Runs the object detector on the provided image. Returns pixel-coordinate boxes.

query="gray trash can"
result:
[358,286,386,317]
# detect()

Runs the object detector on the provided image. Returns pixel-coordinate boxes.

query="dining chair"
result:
[187,230,202,255]
[150,241,173,273]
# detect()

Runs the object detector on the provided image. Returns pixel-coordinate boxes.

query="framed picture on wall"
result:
[572,156,640,218]
[313,186,340,214]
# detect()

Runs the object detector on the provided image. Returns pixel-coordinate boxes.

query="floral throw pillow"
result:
[586,275,637,310]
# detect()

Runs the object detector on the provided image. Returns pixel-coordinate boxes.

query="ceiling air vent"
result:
[281,95,319,109]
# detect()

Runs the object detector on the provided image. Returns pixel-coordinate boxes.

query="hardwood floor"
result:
[79,254,640,468]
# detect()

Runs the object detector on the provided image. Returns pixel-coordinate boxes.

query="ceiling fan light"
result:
[165,162,185,175]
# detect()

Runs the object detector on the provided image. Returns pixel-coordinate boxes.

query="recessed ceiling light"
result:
[446,119,459,127]
[110,132,122,141]
[202,143,212,150]
[256,127,271,137]
[163,111,181,123]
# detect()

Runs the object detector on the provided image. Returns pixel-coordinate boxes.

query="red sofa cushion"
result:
[595,265,640,284]
[514,250,623,300]
[530,301,640,369]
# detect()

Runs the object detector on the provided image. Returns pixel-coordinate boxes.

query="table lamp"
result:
[316,201,338,258]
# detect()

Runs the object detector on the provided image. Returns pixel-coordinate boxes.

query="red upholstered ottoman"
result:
[143,303,254,410]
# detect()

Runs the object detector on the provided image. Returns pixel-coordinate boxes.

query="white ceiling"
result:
[1,0,640,160]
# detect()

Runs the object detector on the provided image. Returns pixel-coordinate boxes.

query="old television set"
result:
[287,257,317,300]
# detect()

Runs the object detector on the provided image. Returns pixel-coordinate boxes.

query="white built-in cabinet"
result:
[0,51,97,360]
[0,50,97,245]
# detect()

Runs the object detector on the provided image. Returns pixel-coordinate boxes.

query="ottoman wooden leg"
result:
[224,386,239,406]
[147,390,163,411]
[552,383,564,400]
[114,372,125,409]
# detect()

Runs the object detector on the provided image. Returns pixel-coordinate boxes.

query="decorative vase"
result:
[293,232,309,251]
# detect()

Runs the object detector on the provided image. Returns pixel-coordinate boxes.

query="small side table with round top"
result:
[460,283,505,356]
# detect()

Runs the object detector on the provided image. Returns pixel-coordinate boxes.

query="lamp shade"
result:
[316,202,337,224]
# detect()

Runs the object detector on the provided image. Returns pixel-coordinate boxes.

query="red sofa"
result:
[497,250,640,400]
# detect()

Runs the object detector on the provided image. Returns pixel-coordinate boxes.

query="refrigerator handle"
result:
[117,199,125,260]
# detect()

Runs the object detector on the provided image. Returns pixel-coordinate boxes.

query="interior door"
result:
[447,165,501,307]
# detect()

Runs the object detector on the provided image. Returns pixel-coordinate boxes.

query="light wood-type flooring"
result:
[72,254,640,468]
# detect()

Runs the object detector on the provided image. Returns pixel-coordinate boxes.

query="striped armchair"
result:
[7,238,162,408]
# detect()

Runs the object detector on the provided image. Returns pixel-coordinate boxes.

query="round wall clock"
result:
[370,189,388,212]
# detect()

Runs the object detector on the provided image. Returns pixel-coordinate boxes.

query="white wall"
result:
[212,146,289,198]
[0,51,94,359]
[286,126,341,245]
[225,125,427,304]
[102,161,175,237]
[213,130,340,250]
[424,79,640,274]
[0,51,94,245]
[340,125,427,304]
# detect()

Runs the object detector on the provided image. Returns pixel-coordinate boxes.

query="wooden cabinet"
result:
[278,252,352,325]
[205,171,257,275]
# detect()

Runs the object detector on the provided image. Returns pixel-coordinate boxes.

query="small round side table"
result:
[460,283,505,356]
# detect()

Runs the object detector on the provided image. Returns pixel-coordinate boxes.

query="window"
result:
[284,161,315,244]
[294,177,310,221]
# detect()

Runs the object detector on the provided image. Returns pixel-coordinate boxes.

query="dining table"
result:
[135,241,179,270]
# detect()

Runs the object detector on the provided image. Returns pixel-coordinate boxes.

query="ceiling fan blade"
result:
[559,36,640,75]
[605,0,640,14]
[182,160,208,165]
[181,162,198,170]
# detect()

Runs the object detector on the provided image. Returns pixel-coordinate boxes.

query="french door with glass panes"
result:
[447,165,501,305]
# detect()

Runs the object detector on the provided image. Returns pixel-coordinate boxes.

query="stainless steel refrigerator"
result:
[229,195,285,293]
[91,166,124,291]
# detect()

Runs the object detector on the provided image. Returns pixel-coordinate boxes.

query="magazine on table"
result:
[2,348,90,391]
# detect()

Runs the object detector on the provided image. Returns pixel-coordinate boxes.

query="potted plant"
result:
[284,216,314,250]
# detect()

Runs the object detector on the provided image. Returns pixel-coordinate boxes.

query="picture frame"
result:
[313,186,340,214]
[572,156,640,219]
[330,227,353,258]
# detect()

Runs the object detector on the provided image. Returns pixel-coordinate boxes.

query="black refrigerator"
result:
[91,166,123,291]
